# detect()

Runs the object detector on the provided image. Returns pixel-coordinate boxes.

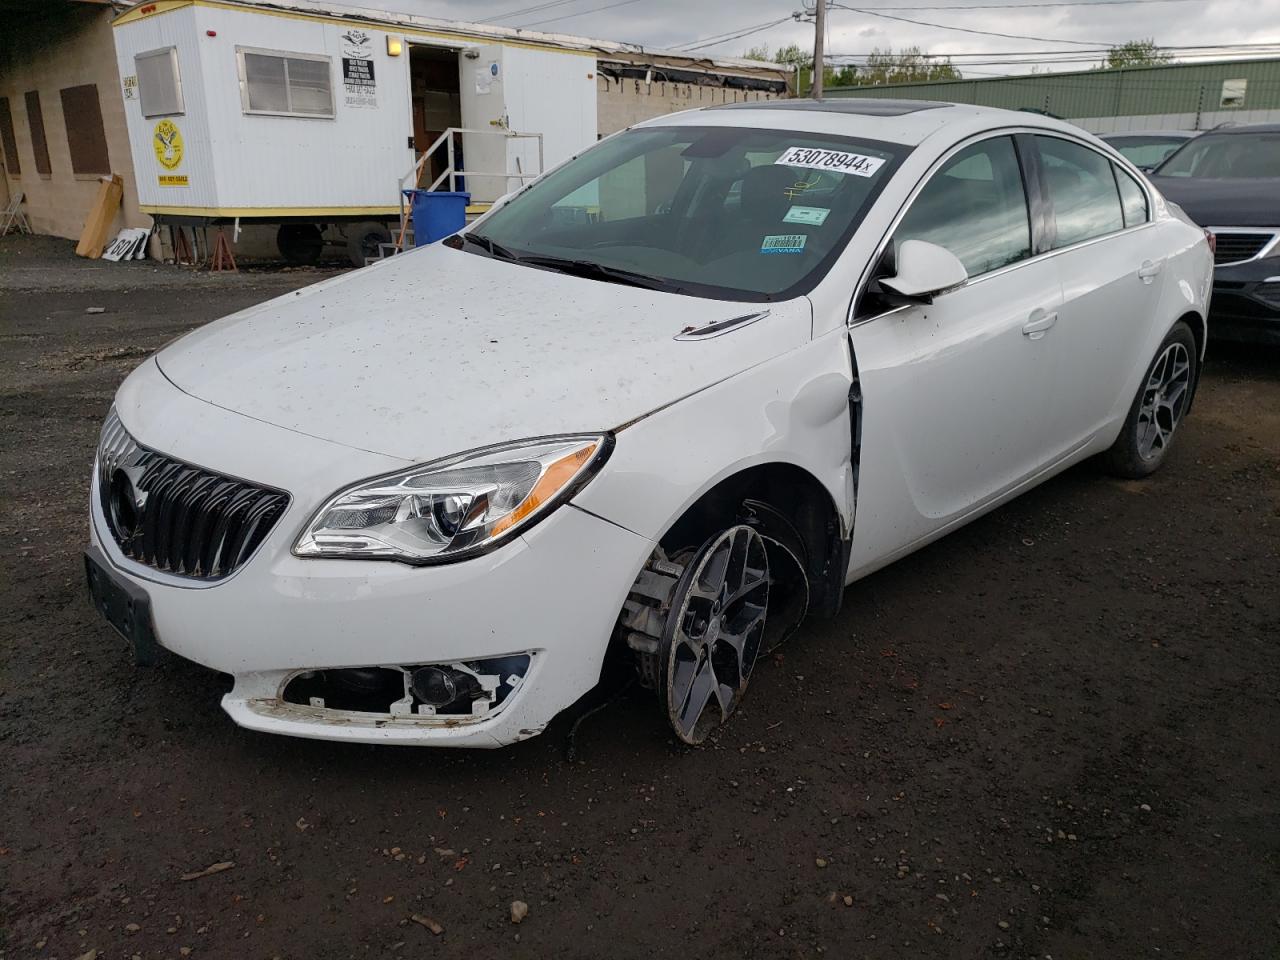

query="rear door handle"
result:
[1138,259,1164,283]
[1022,310,1058,340]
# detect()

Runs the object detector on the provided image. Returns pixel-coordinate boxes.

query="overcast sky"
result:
[312,0,1280,75]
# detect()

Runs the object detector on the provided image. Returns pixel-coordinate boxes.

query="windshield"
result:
[464,125,908,301]
[1108,136,1189,169]
[1155,131,1280,178]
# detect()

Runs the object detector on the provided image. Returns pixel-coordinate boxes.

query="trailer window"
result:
[238,49,334,118]
[136,47,184,118]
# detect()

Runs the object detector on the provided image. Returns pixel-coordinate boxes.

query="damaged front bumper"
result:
[90,497,652,747]
[87,375,655,747]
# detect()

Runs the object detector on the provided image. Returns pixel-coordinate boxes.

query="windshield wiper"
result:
[462,232,519,262]
[517,255,675,292]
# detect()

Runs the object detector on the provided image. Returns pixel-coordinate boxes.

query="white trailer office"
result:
[112,1,792,264]
[112,0,604,262]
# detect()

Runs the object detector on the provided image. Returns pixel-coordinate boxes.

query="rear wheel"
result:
[346,222,392,267]
[276,223,324,265]
[1105,321,1196,478]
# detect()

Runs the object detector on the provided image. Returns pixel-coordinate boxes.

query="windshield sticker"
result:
[783,205,830,226]
[761,234,807,255]
[775,147,885,177]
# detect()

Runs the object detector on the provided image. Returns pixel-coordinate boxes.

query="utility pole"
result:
[811,0,826,98]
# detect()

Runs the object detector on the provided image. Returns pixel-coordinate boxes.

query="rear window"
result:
[1156,132,1280,178]
[1107,136,1187,169]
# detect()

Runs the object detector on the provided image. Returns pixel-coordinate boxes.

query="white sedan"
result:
[87,100,1212,747]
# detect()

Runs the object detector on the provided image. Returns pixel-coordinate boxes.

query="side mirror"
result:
[879,239,968,302]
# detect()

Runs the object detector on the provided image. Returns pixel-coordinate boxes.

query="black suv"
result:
[1149,124,1280,345]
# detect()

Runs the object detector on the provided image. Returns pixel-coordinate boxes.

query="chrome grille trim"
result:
[95,410,290,581]
[1208,228,1280,267]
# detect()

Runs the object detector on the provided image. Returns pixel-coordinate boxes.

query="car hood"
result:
[1148,176,1280,227]
[156,244,811,463]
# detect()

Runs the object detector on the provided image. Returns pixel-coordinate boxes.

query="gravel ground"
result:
[1,235,1278,960]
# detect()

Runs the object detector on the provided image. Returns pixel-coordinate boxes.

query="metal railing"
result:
[395,127,544,250]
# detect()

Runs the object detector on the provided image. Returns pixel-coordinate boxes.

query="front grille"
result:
[1212,231,1276,266]
[96,410,290,580]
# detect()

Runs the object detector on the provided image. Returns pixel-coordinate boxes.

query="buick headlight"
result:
[295,435,611,563]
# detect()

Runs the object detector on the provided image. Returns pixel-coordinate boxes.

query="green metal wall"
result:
[825,58,1280,119]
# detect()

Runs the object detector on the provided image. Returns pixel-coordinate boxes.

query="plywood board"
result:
[76,174,123,259]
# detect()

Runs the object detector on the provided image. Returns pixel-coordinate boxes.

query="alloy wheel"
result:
[660,526,769,745]
[1136,341,1191,461]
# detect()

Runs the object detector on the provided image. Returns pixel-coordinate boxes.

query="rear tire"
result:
[1104,321,1196,479]
[346,222,392,267]
[277,223,324,266]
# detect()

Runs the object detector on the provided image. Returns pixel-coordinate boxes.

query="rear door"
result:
[847,134,1063,572]
[1032,135,1164,452]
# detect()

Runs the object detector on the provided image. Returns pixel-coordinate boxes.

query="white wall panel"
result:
[194,5,412,212]
[115,9,218,209]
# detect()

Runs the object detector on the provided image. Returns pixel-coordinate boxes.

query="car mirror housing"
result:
[879,240,969,303]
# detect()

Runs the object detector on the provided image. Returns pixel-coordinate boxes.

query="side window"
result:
[1035,136,1124,248]
[1114,164,1148,228]
[238,49,334,118]
[135,47,184,118]
[894,136,1030,278]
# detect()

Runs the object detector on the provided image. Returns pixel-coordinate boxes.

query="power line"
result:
[828,5,1117,45]
[824,41,1280,57]
[516,0,646,27]
[675,18,797,52]
[838,0,1205,8]
[479,0,582,23]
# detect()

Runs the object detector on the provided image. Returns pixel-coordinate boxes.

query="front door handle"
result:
[1022,310,1058,340]
[1138,259,1164,283]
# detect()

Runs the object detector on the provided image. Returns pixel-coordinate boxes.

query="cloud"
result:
[312,0,1279,75]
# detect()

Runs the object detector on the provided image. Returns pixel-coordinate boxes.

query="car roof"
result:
[709,98,952,117]
[1201,122,1280,135]
[632,99,1087,147]
[1101,130,1197,140]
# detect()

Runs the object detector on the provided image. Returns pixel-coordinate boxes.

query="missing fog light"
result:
[410,665,480,707]
[282,654,534,719]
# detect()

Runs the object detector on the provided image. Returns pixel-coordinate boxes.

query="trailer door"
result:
[457,44,507,203]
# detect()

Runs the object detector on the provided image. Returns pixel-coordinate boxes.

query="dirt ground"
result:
[2,235,1277,960]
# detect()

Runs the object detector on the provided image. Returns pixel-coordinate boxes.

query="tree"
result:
[854,46,962,85]
[745,42,843,94]
[1098,39,1171,70]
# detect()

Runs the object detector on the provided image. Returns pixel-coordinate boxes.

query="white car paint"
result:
[87,101,1212,746]
[155,253,813,464]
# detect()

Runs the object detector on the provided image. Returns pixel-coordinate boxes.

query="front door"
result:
[847,134,1063,575]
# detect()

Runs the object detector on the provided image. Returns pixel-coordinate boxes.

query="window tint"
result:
[1108,137,1186,169]
[1036,136,1123,248]
[60,84,110,175]
[473,125,906,301]
[894,136,1030,277]
[1114,164,1148,228]
[240,50,333,117]
[136,47,184,118]
[1156,132,1280,179]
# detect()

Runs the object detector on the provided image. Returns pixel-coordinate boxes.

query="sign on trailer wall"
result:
[341,30,377,109]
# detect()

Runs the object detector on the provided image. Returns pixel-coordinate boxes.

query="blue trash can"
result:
[403,190,470,246]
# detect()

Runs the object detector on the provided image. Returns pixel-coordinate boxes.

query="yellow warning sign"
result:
[158,174,189,187]
[153,119,183,170]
